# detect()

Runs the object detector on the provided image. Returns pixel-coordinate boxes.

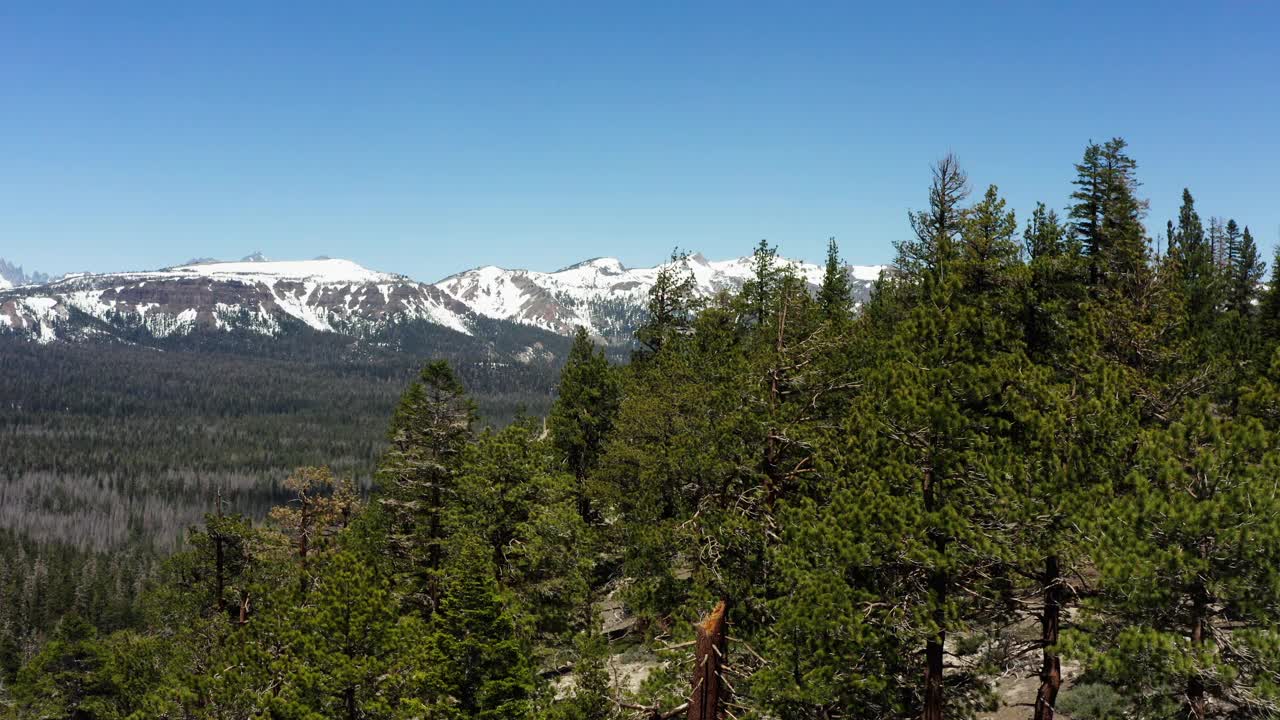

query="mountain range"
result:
[0,253,885,349]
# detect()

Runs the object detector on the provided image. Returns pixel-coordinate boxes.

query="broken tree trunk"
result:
[1034,554,1063,720]
[689,600,728,720]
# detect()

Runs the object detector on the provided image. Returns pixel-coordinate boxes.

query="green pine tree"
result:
[426,532,537,720]
[455,418,593,640]
[1167,188,1221,338]
[1073,399,1280,720]
[1226,221,1264,318]
[548,327,621,520]
[377,360,475,616]
[634,249,699,357]
[817,237,854,322]
[1070,138,1148,295]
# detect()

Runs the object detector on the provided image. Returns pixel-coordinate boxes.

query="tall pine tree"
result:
[377,360,476,616]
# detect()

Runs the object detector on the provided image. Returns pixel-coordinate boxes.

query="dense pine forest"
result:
[7,138,1280,720]
[0,322,577,687]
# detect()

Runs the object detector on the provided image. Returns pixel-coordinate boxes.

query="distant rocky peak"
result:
[0,258,50,288]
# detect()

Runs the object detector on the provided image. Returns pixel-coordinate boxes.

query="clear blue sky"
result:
[2,1,1277,281]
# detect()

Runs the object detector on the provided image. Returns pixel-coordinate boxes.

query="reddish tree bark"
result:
[689,600,728,720]
[1034,555,1063,720]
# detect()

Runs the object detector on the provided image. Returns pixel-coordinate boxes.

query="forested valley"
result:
[0,320,577,686]
[8,138,1280,720]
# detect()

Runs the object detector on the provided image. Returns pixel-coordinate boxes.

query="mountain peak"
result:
[169,257,397,284]
[555,257,626,274]
[240,251,270,263]
[0,258,50,289]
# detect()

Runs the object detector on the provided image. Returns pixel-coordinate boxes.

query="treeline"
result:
[7,137,1280,719]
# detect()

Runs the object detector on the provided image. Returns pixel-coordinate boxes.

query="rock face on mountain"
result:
[0,259,475,343]
[0,258,50,290]
[435,253,885,342]
[0,253,885,346]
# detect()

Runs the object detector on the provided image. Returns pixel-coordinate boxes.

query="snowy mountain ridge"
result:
[0,258,474,343]
[0,253,885,345]
[434,253,885,341]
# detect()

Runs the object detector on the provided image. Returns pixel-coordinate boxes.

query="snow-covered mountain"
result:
[0,258,475,343]
[0,252,886,346]
[435,253,885,342]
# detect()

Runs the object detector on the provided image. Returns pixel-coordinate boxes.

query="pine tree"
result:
[455,418,593,640]
[960,184,1020,302]
[635,249,700,357]
[1226,221,1264,318]
[377,360,476,616]
[8,615,114,718]
[770,156,1034,720]
[1023,201,1067,262]
[1260,247,1280,349]
[1208,216,1227,269]
[548,327,621,520]
[272,551,420,719]
[426,532,536,719]
[595,292,760,619]
[744,238,782,326]
[899,153,969,279]
[1076,399,1280,719]
[543,631,618,720]
[1069,142,1105,282]
[1023,201,1086,364]
[817,237,854,322]
[269,465,359,595]
[1168,188,1221,337]
[1070,138,1148,295]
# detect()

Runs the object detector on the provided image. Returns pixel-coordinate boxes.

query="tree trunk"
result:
[214,531,225,614]
[299,508,311,597]
[428,483,442,614]
[924,582,945,720]
[689,600,728,720]
[1034,555,1063,720]
[345,685,356,720]
[214,487,226,614]
[922,464,945,720]
[1188,583,1208,720]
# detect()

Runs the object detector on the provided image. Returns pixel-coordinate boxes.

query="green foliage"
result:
[1070,137,1148,293]
[1056,682,1127,720]
[267,551,425,719]
[1074,399,1280,717]
[425,532,537,720]
[634,249,700,356]
[378,360,476,615]
[12,138,1280,720]
[455,418,593,640]
[1168,188,1222,339]
[818,236,854,322]
[549,327,622,517]
[542,632,617,720]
